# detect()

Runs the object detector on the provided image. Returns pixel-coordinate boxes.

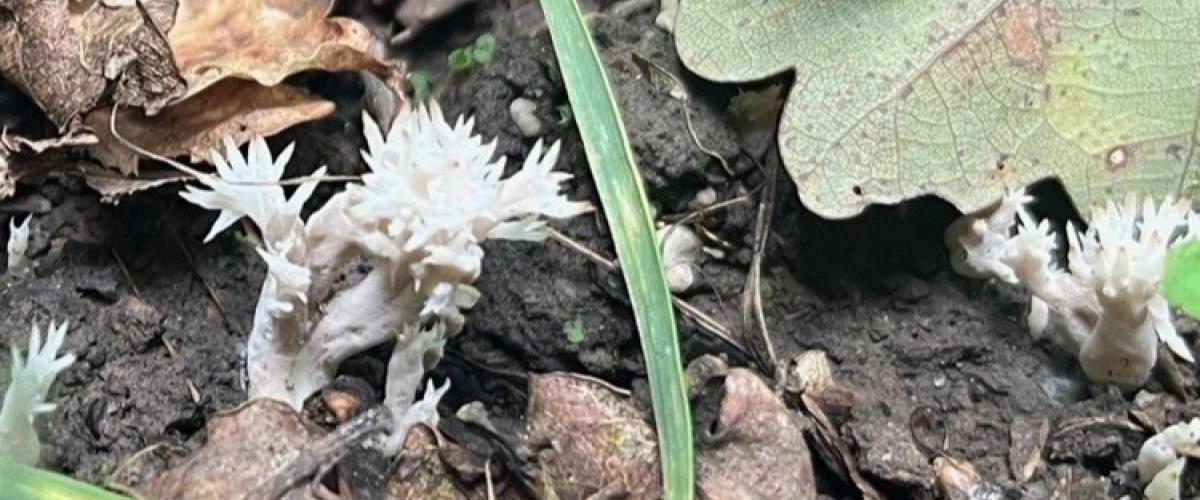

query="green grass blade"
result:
[1165,239,1200,319]
[0,458,132,500]
[536,1,694,498]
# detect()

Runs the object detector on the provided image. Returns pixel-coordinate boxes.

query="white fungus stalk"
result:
[959,190,1196,388]
[0,321,74,465]
[658,224,702,293]
[6,215,31,279]
[182,102,590,453]
[1137,418,1200,500]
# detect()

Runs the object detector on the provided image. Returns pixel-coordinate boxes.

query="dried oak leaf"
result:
[385,0,475,45]
[0,128,98,198]
[698,368,816,500]
[525,373,661,499]
[169,0,400,99]
[75,164,191,202]
[0,0,185,128]
[385,424,469,500]
[84,79,334,175]
[141,399,320,500]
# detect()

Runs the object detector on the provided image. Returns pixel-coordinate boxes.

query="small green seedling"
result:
[409,70,432,103]
[448,34,498,74]
[563,317,585,344]
[555,104,573,125]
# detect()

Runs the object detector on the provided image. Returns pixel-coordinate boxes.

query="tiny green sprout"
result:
[409,70,432,103]
[1164,239,1200,320]
[448,33,498,74]
[472,33,497,64]
[448,48,474,73]
[563,317,585,344]
[555,104,573,125]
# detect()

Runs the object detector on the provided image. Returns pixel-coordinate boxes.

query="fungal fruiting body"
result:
[1138,418,1200,500]
[959,191,1196,388]
[182,102,589,453]
[0,321,74,465]
[5,216,31,279]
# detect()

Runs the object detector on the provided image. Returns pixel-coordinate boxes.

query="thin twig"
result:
[608,0,656,17]
[109,247,141,299]
[741,159,780,377]
[628,54,734,177]
[170,226,241,337]
[661,193,754,224]
[485,457,497,500]
[545,227,745,353]
[108,102,361,187]
[242,405,393,500]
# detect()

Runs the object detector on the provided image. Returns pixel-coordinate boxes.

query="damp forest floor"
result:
[2,1,1197,499]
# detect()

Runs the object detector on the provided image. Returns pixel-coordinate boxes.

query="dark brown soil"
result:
[2,1,1197,499]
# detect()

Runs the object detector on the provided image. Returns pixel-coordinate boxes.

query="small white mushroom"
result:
[658,224,702,293]
[656,0,679,32]
[1144,457,1186,500]
[786,350,834,396]
[509,98,543,138]
[688,187,718,211]
[1138,418,1200,499]
[6,215,31,278]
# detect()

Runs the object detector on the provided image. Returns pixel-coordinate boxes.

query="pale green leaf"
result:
[1165,238,1200,320]
[676,0,1200,218]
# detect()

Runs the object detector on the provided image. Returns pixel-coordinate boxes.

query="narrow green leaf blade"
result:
[536,1,695,498]
[1165,239,1200,320]
[0,458,132,500]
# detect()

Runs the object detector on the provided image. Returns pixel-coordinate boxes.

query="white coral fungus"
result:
[182,102,589,454]
[6,215,31,278]
[1137,418,1200,500]
[0,321,74,465]
[960,191,1196,388]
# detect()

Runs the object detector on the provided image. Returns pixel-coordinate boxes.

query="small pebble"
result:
[509,98,543,137]
[933,373,946,388]
[688,187,717,211]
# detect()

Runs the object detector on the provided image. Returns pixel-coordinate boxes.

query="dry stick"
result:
[108,247,142,298]
[608,0,656,17]
[242,405,394,500]
[170,225,243,337]
[1158,344,1197,401]
[800,394,883,500]
[485,457,497,500]
[544,227,744,353]
[107,102,361,187]
[629,54,734,177]
[661,193,754,224]
[741,160,780,378]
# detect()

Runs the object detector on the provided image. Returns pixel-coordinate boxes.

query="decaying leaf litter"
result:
[1,0,1199,499]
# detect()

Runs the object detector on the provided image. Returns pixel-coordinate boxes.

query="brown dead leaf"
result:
[799,393,880,500]
[934,456,1016,500]
[141,399,320,500]
[0,128,98,198]
[75,165,191,202]
[387,0,475,45]
[698,368,815,500]
[1008,416,1049,484]
[0,0,185,128]
[85,79,334,175]
[525,373,661,499]
[169,0,400,99]
[386,424,469,500]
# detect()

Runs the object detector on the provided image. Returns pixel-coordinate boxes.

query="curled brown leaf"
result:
[525,373,661,499]
[698,368,816,500]
[0,0,185,128]
[169,0,400,99]
[85,79,334,175]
